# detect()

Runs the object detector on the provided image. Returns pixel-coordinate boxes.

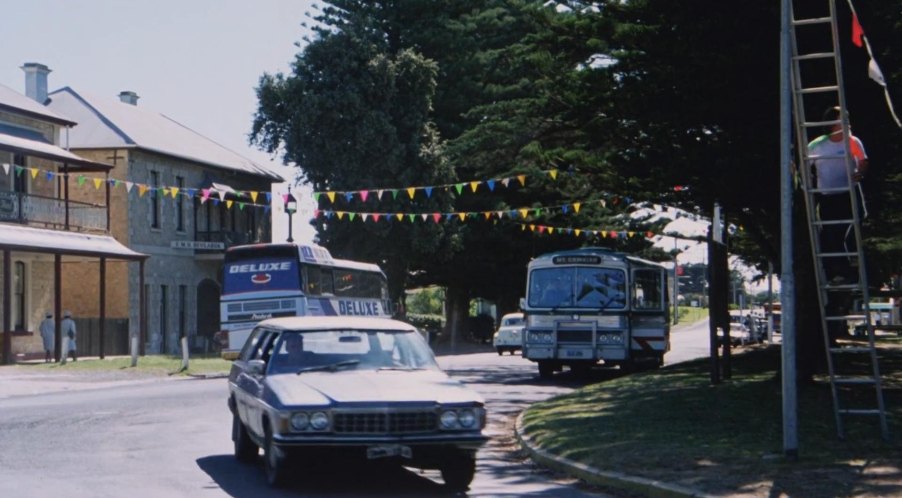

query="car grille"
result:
[333,411,437,434]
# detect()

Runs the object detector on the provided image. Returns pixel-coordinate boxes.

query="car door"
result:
[235,328,277,439]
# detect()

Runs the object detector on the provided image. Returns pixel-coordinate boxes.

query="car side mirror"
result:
[519,297,526,310]
[247,359,266,376]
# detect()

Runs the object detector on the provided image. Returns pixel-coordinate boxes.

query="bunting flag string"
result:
[313,197,619,224]
[312,168,553,204]
[846,0,902,128]
[0,159,695,222]
[513,222,653,240]
[0,163,276,213]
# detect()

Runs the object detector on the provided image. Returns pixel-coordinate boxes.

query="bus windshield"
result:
[528,266,627,309]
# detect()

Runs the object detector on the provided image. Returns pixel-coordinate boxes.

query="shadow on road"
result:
[196,454,457,497]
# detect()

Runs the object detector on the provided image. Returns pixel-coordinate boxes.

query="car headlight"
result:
[439,408,483,430]
[440,410,459,429]
[310,411,330,431]
[458,409,476,428]
[290,412,310,431]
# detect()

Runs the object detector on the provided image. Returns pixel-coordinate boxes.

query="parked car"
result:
[227,316,488,490]
[493,312,525,355]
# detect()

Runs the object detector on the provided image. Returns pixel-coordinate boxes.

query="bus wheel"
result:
[570,362,592,377]
[538,361,554,379]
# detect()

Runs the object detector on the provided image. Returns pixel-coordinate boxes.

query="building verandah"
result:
[0,225,148,364]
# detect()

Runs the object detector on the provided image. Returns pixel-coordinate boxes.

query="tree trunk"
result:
[793,190,828,381]
[444,284,469,348]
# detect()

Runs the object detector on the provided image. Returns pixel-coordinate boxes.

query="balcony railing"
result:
[0,190,107,232]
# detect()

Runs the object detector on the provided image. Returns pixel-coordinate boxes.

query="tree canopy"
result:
[252,0,902,347]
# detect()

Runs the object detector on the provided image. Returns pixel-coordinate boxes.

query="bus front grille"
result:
[557,330,594,343]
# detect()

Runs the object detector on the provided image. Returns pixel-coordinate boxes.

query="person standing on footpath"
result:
[39,312,54,363]
[60,310,77,364]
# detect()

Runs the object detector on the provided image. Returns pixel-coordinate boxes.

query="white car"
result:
[493,312,525,355]
[228,316,487,491]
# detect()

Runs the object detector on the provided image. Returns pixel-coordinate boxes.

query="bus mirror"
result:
[519,297,526,310]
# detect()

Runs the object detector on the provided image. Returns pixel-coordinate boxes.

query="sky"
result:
[2,1,777,296]
[1,0,319,244]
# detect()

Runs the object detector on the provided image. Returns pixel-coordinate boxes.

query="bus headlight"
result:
[527,332,554,343]
[597,333,623,344]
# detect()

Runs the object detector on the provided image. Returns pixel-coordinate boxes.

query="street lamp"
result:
[285,186,297,243]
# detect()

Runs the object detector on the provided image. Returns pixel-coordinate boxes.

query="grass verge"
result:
[521,339,902,497]
[20,355,232,377]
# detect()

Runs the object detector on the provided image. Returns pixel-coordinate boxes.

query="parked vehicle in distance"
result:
[227,316,488,491]
[493,312,525,355]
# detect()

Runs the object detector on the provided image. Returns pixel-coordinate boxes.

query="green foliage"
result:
[404,313,445,334]
[406,287,445,316]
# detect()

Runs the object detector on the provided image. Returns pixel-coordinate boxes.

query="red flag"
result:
[851,13,864,47]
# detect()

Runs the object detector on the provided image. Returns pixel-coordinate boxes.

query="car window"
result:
[502,316,524,327]
[266,329,439,374]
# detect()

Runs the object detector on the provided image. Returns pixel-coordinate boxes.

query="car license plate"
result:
[367,444,412,459]
[565,349,587,358]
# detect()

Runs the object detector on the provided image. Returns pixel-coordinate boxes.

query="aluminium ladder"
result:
[788,0,889,440]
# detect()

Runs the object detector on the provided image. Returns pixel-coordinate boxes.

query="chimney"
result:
[21,62,51,103]
[118,91,139,105]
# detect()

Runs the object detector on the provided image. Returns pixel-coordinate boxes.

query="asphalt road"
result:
[0,319,713,498]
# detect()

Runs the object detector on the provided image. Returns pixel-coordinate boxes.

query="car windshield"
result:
[502,316,525,327]
[266,328,439,375]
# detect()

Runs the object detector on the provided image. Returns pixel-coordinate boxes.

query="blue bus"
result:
[219,243,392,358]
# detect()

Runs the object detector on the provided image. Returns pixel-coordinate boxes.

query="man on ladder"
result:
[808,105,869,343]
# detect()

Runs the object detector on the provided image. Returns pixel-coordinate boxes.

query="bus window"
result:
[633,269,663,310]
[306,267,335,295]
[575,267,626,309]
[334,269,356,296]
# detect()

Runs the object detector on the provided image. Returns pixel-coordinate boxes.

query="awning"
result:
[0,224,147,261]
[0,133,112,172]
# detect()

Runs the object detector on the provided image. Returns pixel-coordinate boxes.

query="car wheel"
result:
[263,425,288,487]
[538,361,554,379]
[232,413,258,463]
[496,347,503,356]
[440,452,476,491]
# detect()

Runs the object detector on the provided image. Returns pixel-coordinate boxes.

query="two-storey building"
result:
[0,63,148,364]
[37,66,284,354]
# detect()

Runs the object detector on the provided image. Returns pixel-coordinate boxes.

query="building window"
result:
[13,154,27,193]
[160,285,168,352]
[246,208,256,242]
[150,171,160,229]
[13,261,26,330]
[178,284,187,339]
[176,176,185,232]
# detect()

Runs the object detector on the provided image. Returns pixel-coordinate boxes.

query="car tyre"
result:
[263,425,288,487]
[440,452,476,491]
[496,347,504,356]
[232,413,258,463]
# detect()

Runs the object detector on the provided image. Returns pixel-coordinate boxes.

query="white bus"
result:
[219,243,392,358]
[521,247,670,378]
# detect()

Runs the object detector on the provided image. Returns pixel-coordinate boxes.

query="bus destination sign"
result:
[552,255,602,265]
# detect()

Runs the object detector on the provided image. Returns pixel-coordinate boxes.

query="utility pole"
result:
[673,238,680,325]
[780,0,798,459]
